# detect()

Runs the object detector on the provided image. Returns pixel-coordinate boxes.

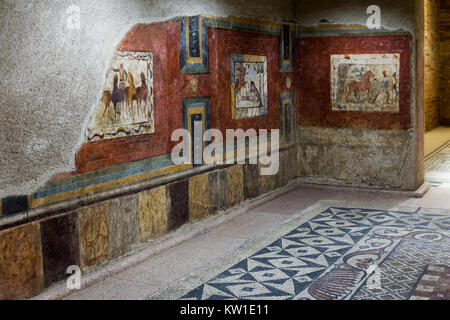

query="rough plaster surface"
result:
[0,0,419,198]
[295,0,415,33]
[0,0,295,198]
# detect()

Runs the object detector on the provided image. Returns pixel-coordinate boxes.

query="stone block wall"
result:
[425,0,441,132]
[440,0,450,124]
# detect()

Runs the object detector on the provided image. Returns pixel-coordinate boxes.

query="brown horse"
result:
[135,72,148,115]
[101,90,112,116]
[124,73,136,117]
[345,70,375,103]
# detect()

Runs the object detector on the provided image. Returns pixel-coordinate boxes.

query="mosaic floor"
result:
[425,141,450,188]
[410,265,449,300]
[150,201,450,300]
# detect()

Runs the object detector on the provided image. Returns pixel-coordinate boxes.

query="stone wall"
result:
[425,0,441,132]
[440,0,450,124]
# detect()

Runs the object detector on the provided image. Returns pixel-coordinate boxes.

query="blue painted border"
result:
[33,154,174,200]
[182,97,211,165]
[279,25,294,73]
[180,16,209,74]
[182,97,211,131]
[202,17,281,35]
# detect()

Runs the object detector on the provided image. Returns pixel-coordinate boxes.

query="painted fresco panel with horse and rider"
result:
[331,54,400,112]
[87,51,154,142]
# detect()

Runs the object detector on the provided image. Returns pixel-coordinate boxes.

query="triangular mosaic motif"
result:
[180,206,450,300]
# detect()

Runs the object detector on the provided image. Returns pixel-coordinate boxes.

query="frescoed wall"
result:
[0,0,298,201]
[76,19,287,173]
[0,0,423,300]
[331,54,400,112]
[424,0,441,131]
[295,33,415,189]
[0,0,420,199]
[88,51,154,142]
[296,34,412,131]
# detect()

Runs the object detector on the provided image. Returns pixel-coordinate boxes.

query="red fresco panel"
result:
[295,34,412,130]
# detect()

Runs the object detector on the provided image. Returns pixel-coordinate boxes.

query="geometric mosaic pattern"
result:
[425,141,450,188]
[409,265,450,300]
[170,206,450,300]
[353,240,449,300]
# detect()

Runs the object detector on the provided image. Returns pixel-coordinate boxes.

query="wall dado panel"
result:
[0,15,416,299]
[0,161,294,300]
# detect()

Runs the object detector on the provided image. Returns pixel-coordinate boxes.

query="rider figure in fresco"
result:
[112,63,127,90]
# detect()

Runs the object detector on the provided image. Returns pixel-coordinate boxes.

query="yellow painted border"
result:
[29,164,192,209]
[243,54,266,63]
[231,83,237,119]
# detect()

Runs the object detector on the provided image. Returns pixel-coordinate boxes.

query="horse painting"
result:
[135,72,148,116]
[331,54,400,113]
[111,74,124,122]
[101,90,112,116]
[344,70,375,103]
[87,51,154,142]
[124,73,137,118]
